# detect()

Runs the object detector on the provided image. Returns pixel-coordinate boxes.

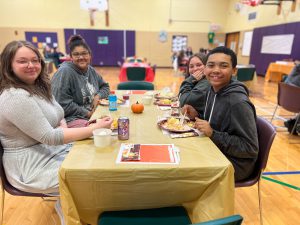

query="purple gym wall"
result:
[250,22,300,76]
[64,29,135,66]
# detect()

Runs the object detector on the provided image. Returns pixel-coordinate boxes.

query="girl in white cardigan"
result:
[0,40,112,194]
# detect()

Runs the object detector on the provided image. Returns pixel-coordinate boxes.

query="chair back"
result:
[117,81,154,90]
[0,141,48,197]
[236,67,256,82]
[152,64,157,74]
[192,214,243,225]
[235,117,276,187]
[126,67,146,81]
[278,82,300,113]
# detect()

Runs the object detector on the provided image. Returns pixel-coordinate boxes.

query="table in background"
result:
[265,62,295,82]
[59,56,72,63]
[119,62,155,82]
[59,93,234,225]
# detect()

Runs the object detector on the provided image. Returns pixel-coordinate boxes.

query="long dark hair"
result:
[0,40,52,101]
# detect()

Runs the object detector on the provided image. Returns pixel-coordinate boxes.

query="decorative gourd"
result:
[131,101,144,114]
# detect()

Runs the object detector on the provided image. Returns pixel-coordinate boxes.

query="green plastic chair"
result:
[236,67,256,82]
[98,206,191,225]
[126,67,147,81]
[192,215,243,225]
[117,81,154,90]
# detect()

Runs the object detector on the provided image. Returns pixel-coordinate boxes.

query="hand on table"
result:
[194,117,213,137]
[91,95,101,111]
[90,116,113,129]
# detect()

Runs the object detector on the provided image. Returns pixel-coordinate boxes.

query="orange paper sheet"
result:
[118,144,177,164]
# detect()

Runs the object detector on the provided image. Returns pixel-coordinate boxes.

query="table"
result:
[265,62,295,82]
[59,56,72,63]
[119,62,155,82]
[59,93,234,225]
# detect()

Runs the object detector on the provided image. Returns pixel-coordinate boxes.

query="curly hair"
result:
[0,40,52,101]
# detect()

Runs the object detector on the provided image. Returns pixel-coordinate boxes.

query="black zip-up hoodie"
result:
[203,79,258,181]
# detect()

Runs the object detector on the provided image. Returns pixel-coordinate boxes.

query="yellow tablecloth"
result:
[265,62,294,82]
[59,93,234,225]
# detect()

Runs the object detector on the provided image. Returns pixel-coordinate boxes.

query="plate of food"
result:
[154,98,174,106]
[157,117,195,133]
[154,92,177,100]
[171,101,179,108]
[99,98,125,106]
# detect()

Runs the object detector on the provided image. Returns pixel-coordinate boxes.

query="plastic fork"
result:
[180,111,186,126]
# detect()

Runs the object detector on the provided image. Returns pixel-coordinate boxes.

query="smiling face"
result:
[188,56,205,75]
[12,46,42,85]
[71,46,91,71]
[204,53,237,92]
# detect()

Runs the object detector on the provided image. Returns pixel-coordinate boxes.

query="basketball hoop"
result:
[240,0,262,6]
[81,0,109,26]
[88,7,98,26]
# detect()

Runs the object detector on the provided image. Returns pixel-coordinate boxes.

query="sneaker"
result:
[55,199,66,225]
[284,119,297,134]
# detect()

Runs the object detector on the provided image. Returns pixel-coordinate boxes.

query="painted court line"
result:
[262,176,300,191]
[263,171,300,175]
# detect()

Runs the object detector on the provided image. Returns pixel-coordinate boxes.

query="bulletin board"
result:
[25,32,58,49]
[172,35,187,52]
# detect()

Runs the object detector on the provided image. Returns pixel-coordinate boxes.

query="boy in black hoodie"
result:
[183,46,258,181]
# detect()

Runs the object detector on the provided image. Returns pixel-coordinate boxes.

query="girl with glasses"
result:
[0,40,112,195]
[51,35,110,128]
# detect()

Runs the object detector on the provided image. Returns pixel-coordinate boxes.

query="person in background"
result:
[0,40,112,195]
[50,47,65,69]
[199,48,207,54]
[183,46,258,181]
[51,35,110,128]
[283,61,300,135]
[177,50,187,67]
[43,44,52,60]
[185,46,193,58]
[178,53,210,118]
[285,61,300,86]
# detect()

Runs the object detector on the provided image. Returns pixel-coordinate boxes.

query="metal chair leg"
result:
[290,114,299,135]
[258,180,263,225]
[270,105,278,123]
[0,182,4,225]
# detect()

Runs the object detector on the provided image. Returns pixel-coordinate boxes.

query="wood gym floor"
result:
[1,67,299,225]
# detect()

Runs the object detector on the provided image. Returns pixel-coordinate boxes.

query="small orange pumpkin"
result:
[131,101,144,114]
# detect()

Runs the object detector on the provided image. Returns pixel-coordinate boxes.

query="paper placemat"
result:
[116,144,179,164]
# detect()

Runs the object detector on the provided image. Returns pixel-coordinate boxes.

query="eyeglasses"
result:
[72,51,90,58]
[15,58,41,67]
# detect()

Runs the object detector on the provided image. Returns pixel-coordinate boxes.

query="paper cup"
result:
[93,128,112,148]
[142,95,153,105]
[123,94,130,100]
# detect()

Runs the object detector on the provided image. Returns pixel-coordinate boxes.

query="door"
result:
[226,32,240,55]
